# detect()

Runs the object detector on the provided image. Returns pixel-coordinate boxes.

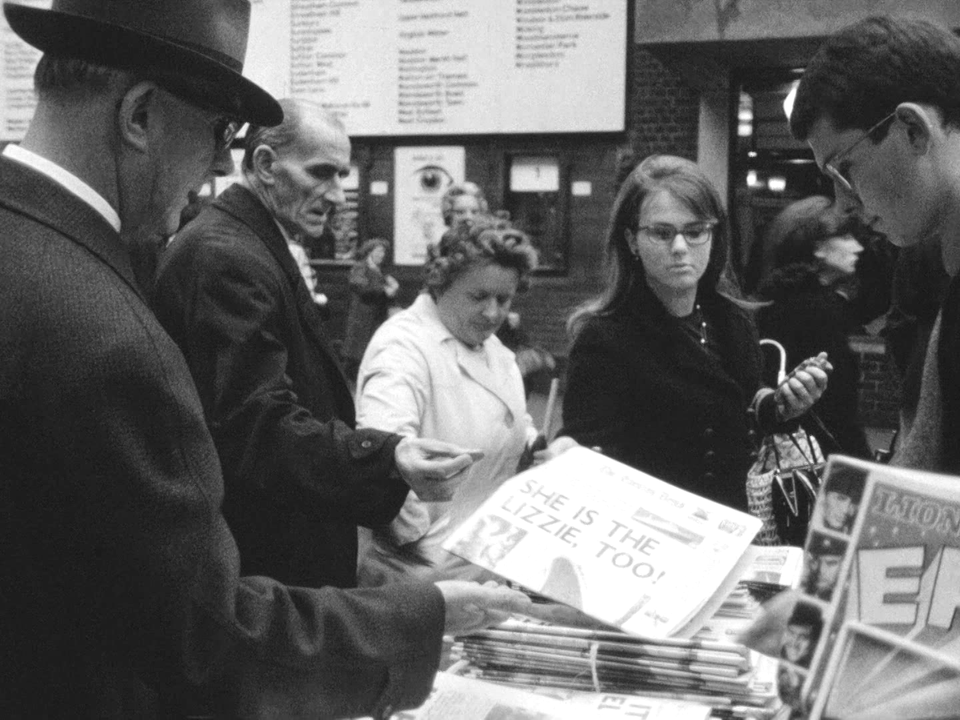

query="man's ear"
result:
[250,145,279,186]
[896,102,937,155]
[117,81,159,154]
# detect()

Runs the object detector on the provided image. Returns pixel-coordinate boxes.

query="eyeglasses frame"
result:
[823,110,898,194]
[635,221,717,247]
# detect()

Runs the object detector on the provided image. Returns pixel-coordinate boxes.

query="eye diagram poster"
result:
[247,0,627,136]
[393,145,464,266]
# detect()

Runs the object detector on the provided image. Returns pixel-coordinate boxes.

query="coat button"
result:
[703,450,716,463]
[702,472,716,482]
[361,439,373,449]
[704,427,715,439]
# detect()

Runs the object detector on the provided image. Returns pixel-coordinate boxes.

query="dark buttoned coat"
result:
[153,184,408,590]
[563,283,778,512]
[0,156,442,719]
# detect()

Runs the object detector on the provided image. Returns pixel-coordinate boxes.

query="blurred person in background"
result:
[757,197,872,458]
[563,155,829,512]
[441,180,488,232]
[342,237,399,379]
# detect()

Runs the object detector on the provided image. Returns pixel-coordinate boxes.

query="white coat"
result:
[355,292,534,584]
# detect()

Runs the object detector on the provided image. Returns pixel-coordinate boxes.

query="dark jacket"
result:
[343,260,392,363]
[758,268,871,459]
[154,184,409,590]
[0,155,442,719]
[937,273,960,474]
[563,284,778,512]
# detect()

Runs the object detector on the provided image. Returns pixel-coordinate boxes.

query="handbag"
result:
[747,340,827,546]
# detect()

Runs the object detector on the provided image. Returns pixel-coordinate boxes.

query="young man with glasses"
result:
[790,15,960,473]
[0,1,530,717]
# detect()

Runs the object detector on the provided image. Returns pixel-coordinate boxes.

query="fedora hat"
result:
[3,0,282,126]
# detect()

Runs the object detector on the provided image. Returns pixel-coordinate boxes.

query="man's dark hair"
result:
[34,55,127,96]
[791,16,960,140]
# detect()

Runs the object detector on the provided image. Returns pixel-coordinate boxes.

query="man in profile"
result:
[788,15,960,472]
[0,1,529,717]
[154,98,481,591]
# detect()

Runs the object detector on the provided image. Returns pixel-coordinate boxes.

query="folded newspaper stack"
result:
[449,545,803,720]
[382,672,713,720]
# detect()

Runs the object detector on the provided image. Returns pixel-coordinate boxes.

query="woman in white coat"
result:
[356,216,547,585]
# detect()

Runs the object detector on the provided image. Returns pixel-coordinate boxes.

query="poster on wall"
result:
[393,145,464,266]
[0,0,44,142]
[247,0,627,136]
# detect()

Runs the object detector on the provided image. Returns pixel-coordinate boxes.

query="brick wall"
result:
[625,50,701,164]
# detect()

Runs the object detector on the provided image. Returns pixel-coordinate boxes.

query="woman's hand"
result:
[775,352,832,421]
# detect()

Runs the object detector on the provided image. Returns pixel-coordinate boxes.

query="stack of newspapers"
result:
[439,448,804,719]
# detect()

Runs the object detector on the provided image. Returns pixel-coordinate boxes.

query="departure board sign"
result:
[246,0,627,136]
[2,0,627,140]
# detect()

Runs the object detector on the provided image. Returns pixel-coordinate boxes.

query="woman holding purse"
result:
[563,155,831,512]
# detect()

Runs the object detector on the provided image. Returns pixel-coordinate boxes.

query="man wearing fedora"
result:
[0,1,531,718]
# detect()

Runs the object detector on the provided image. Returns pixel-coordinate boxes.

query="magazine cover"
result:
[811,622,960,720]
[777,456,960,718]
[443,447,761,638]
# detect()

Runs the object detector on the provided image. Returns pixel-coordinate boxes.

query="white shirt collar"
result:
[3,144,121,232]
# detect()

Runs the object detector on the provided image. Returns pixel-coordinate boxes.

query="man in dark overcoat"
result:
[154,99,471,590]
[0,1,529,717]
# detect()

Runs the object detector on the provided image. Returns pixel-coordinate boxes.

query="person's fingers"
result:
[739,589,800,657]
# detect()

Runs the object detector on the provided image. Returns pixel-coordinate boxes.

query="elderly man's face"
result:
[268,121,351,240]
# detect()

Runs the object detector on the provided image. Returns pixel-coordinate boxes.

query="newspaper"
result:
[443,447,761,639]
[382,672,712,720]
[769,456,960,719]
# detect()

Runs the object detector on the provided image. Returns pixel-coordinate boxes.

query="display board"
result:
[2,0,627,140]
[246,0,627,136]
[1,0,44,141]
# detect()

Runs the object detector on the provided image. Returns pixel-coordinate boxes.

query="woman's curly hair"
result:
[423,215,538,298]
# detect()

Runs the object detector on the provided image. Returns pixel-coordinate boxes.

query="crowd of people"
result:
[2,0,960,717]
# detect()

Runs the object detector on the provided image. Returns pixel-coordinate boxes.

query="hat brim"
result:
[4,3,282,126]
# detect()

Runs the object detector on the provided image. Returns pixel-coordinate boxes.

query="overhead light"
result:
[783,81,799,120]
[768,176,787,192]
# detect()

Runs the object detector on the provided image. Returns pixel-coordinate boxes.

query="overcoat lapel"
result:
[452,343,525,423]
[213,185,344,368]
